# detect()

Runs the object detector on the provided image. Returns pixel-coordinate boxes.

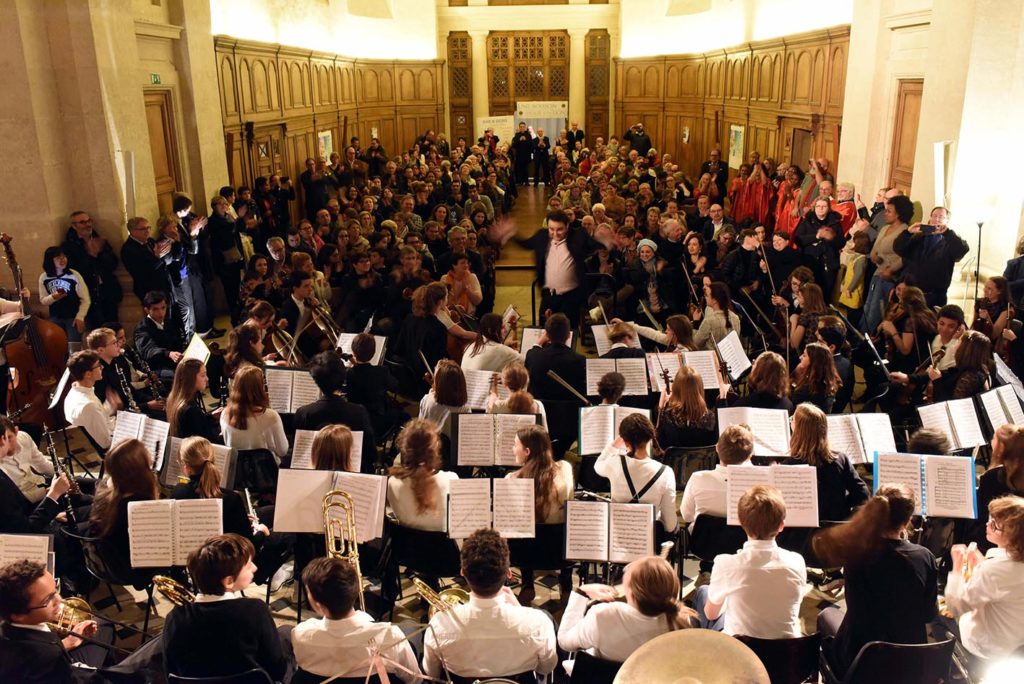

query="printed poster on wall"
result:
[728,125,745,169]
[476,115,515,143]
[317,130,334,160]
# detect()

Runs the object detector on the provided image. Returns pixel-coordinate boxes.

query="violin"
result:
[994,300,1017,365]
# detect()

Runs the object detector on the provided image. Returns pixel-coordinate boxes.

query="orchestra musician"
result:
[62,351,115,452]
[165,359,222,443]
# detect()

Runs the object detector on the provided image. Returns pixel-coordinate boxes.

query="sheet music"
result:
[495,414,539,466]
[994,354,1024,404]
[447,479,492,538]
[183,333,211,364]
[163,437,186,486]
[683,350,721,391]
[173,499,224,566]
[917,403,957,449]
[613,406,651,435]
[140,417,170,471]
[718,407,789,457]
[980,389,1010,431]
[290,429,317,469]
[332,472,388,542]
[579,406,614,455]
[464,369,502,411]
[947,398,985,449]
[565,501,610,561]
[617,359,651,396]
[646,353,683,393]
[609,503,654,563]
[336,333,386,365]
[290,373,323,412]
[586,359,617,396]
[272,469,335,533]
[591,325,641,357]
[874,453,924,515]
[127,500,174,568]
[924,455,977,519]
[112,410,144,447]
[520,328,574,358]
[856,413,898,459]
[827,414,865,464]
[997,385,1024,425]
[349,432,364,473]
[768,465,819,527]
[0,534,51,567]
[493,478,535,538]
[725,466,773,525]
[717,330,752,380]
[457,414,496,466]
[501,304,519,336]
[265,369,294,413]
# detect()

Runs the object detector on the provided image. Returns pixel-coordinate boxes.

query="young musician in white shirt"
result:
[387,419,458,533]
[692,484,807,638]
[930,304,966,372]
[0,417,54,503]
[62,351,114,450]
[422,528,557,680]
[289,556,422,682]
[679,424,754,532]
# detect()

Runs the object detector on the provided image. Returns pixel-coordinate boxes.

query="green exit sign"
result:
[150,73,161,85]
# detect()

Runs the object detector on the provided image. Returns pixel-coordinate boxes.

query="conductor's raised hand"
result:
[489,217,518,245]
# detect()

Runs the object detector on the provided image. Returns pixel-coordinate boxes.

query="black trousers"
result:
[539,287,586,327]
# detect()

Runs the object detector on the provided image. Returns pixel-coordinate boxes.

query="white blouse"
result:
[558,590,673,666]
[461,340,521,372]
[219,408,289,462]
[418,391,470,438]
[387,470,459,532]
[944,547,1024,659]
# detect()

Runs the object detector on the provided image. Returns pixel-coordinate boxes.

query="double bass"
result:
[0,234,69,426]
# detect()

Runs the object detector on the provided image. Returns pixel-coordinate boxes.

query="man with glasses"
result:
[62,211,121,327]
[62,351,114,451]
[120,217,171,308]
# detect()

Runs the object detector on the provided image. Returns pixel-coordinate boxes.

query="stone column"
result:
[469,30,490,135]
[567,28,588,135]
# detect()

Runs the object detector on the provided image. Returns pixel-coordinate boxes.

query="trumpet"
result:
[153,575,196,606]
[323,489,365,612]
[412,577,469,617]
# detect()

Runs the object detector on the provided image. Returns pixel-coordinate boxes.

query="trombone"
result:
[323,489,365,612]
[153,575,196,606]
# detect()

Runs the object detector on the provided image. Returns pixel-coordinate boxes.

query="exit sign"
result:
[150,73,161,85]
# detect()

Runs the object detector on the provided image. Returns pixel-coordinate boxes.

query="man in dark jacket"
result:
[893,206,969,307]
[511,122,535,186]
[623,122,652,157]
[120,217,170,307]
[62,211,121,327]
[524,313,586,401]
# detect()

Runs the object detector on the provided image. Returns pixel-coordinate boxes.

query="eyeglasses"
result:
[72,219,93,225]
[987,518,1004,532]
[28,578,61,610]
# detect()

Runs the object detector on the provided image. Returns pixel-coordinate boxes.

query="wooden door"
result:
[144,91,182,217]
[791,128,813,171]
[888,79,923,194]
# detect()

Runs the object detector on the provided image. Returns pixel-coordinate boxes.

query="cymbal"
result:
[615,629,769,684]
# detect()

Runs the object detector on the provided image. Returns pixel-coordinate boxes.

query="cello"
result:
[0,234,69,427]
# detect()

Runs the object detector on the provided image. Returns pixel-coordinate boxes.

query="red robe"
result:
[834,200,858,237]
[734,179,772,226]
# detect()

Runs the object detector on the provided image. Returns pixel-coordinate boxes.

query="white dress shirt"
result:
[0,431,55,503]
[64,382,114,449]
[422,590,557,679]
[557,589,673,665]
[461,340,521,372]
[679,464,731,531]
[387,470,459,532]
[931,333,960,372]
[418,392,470,438]
[595,443,677,532]
[292,612,422,682]
[544,239,578,294]
[219,409,289,461]
[706,539,807,638]
[944,547,1024,659]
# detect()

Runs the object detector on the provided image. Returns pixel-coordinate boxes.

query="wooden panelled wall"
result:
[614,27,849,179]
[215,37,444,210]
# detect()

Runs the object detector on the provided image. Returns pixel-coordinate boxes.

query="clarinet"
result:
[43,429,79,524]
[124,346,163,400]
[115,363,141,413]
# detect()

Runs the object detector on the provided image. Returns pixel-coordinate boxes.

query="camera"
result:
[920,225,937,235]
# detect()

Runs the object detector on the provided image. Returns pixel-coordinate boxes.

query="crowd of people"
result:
[1,116,1023,683]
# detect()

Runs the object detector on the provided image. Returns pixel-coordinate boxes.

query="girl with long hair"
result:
[38,245,90,348]
[893,329,992,403]
[789,282,828,352]
[611,314,697,352]
[310,424,354,472]
[461,312,520,372]
[736,351,793,412]
[790,342,842,413]
[166,358,222,442]
[418,359,470,438]
[387,419,458,532]
[224,321,265,379]
[784,403,869,522]
[656,366,718,448]
[693,281,741,351]
[877,285,938,372]
[971,425,1024,551]
[813,484,938,677]
[219,365,288,461]
[487,362,547,427]
[973,275,1012,341]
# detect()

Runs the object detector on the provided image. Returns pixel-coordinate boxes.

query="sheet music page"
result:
[290,372,323,412]
[683,351,721,391]
[994,354,1024,403]
[112,411,144,447]
[946,398,985,449]
[720,407,789,457]
[726,465,773,525]
[924,455,977,519]
[337,333,386,365]
[768,465,820,527]
[997,385,1024,425]
[140,417,170,472]
[291,429,317,469]
[917,403,958,449]
[0,534,51,567]
[591,325,614,357]
[980,389,1009,431]
[211,444,234,488]
[613,406,652,443]
[492,478,535,538]
[855,413,898,460]
[456,414,497,466]
[827,415,865,464]
[127,500,174,568]
[617,358,651,396]
[586,359,617,396]
[182,333,211,364]
[717,330,752,380]
[332,472,388,542]
[874,453,924,515]
[265,368,294,413]
[349,431,364,473]
[495,414,539,466]
[501,304,518,332]
[272,469,335,533]
[162,437,185,487]
[646,353,683,393]
[464,369,499,411]
[579,406,614,455]
[609,503,655,563]
[447,479,492,538]
[173,499,224,566]
[565,501,609,561]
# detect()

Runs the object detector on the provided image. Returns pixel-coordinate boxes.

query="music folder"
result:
[564,500,654,563]
[873,452,977,519]
[452,413,541,466]
[447,478,536,539]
